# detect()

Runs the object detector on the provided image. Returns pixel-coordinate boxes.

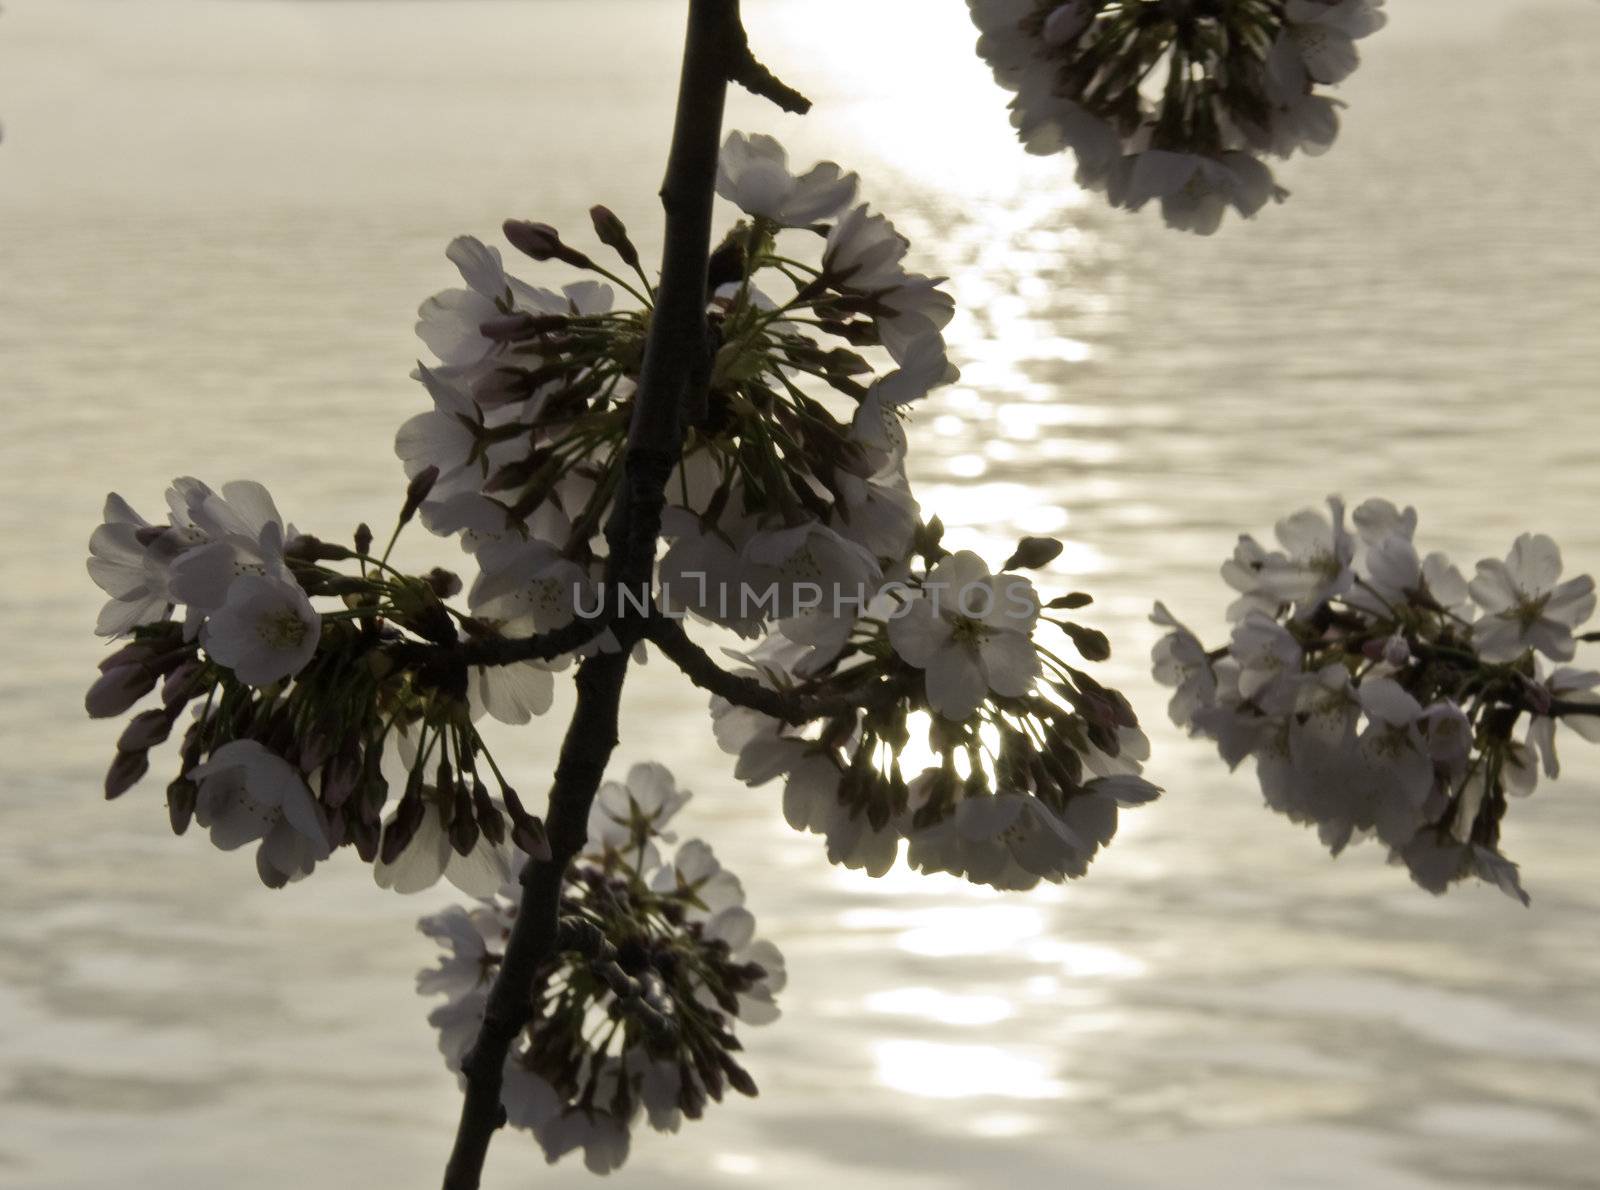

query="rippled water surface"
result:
[4,2,1600,1187]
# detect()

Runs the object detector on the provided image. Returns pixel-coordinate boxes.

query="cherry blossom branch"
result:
[646,614,902,724]
[442,651,626,1189]
[393,617,603,683]
[1545,698,1600,719]
[442,3,773,1185]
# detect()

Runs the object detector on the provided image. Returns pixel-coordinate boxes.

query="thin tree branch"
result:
[440,3,748,1186]
[729,32,812,114]
[393,617,604,682]
[647,614,903,724]
[1545,697,1600,719]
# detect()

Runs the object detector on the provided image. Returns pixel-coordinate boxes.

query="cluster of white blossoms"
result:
[711,531,1160,889]
[77,133,1151,1000]
[87,479,316,681]
[403,130,958,651]
[84,129,1155,1171]
[85,468,554,890]
[83,134,1153,902]
[968,0,1387,232]
[419,764,782,1173]
[1154,497,1600,902]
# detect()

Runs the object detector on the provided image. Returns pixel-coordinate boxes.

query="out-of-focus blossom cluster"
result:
[1153,497,1600,902]
[968,0,1387,232]
[418,764,782,1173]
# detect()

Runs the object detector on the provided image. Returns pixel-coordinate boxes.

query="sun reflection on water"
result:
[865,986,1017,1027]
[872,1040,1072,1100]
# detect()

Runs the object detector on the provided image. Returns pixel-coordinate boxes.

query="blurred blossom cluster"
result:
[1153,498,1600,902]
[968,0,1387,232]
[419,765,782,1173]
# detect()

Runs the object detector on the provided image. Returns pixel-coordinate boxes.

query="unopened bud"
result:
[589,205,641,271]
[512,815,552,862]
[86,664,158,719]
[1004,536,1064,571]
[161,659,208,707]
[354,523,374,556]
[471,780,506,846]
[105,749,150,799]
[678,1075,706,1120]
[425,567,462,599]
[380,792,426,865]
[399,465,439,526]
[288,535,357,563]
[503,220,595,270]
[705,232,746,292]
[472,366,541,408]
[320,741,363,810]
[118,708,175,752]
[1062,622,1111,662]
[98,640,160,674]
[349,814,380,863]
[1048,592,1093,610]
[719,1053,759,1098]
[448,784,479,857]
[167,777,197,835]
[477,313,539,342]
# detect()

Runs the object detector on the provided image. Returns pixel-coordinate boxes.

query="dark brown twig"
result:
[646,614,897,724]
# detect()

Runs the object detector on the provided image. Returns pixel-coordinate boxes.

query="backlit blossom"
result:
[716,132,858,226]
[888,551,1041,721]
[1159,497,1599,904]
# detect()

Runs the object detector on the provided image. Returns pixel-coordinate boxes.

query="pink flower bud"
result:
[85,665,157,719]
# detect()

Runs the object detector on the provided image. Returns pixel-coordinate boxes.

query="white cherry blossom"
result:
[585,763,690,857]
[889,551,1041,721]
[716,132,858,227]
[167,479,298,615]
[1150,601,1217,726]
[1256,496,1354,612]
[416,904,505,1000]
[470,538,591,635]
[822,204,908,289]
[1525,667,1600,778]
[200,573,320,687]
[189,739,332,887]
[87,493,199,637]
[1228,612,1302,711]
[1119,150,1282,236]
[1468,533,1596,662]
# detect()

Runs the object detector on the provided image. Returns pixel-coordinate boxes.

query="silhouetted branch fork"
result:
[440,3,796,1186]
